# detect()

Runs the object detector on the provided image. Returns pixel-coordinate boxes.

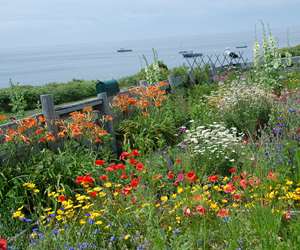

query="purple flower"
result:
[179,126,187,133]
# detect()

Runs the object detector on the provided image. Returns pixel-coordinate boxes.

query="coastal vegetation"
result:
[0,31,299,249]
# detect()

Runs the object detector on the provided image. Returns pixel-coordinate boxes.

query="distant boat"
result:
[179,50,193,54]
[117,48,133,53]
[236,45,248,49]
[182,52,203,58]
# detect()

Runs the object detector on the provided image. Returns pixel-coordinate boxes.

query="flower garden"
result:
[0,33,300,250]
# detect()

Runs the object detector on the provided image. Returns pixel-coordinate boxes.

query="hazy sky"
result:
[1,0,300,48]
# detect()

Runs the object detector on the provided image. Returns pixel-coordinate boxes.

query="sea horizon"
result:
[1,28,300,89]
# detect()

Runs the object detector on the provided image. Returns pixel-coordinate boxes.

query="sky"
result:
[1,0,300,49]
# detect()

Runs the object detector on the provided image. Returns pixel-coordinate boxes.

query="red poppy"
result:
[228,167,236,174]
[208,175,218,183]
[130,178,140,188]
[35,129,43,135]
[75,175,95,186]
[120,151,130,160]
[136,162,144,171]
[57,195,66,202]
[175,159,182,164]
[232,193,242,201]
[223,182,236,193]
[120,172,129,179]
[131,149,140,157]
[129,158,138,166]
[95,159,105,166]
[248,177,261,187]
[239,179,247,190]
[105,166,115,172]
[38,137,46,143]
[232,175,240,182]
[122,186,132,196]
[267,171,277,181]
[89,191,97,198]
[186,171,197,182]
[167,171,174,180]
[217,208,230,218]
[115,163,126,170]
[99,175,108,181]
[0,238,7,250]
[195,205,206,215]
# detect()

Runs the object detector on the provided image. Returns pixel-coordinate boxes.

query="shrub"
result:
[208,81,274,135]
[187,84,220,124]
[179,122,244,173]
[0,80,96,113]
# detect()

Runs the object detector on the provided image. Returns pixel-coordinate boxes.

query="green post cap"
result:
[96,79,120,97]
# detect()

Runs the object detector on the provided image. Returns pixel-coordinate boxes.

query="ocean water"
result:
[1,30,300,88]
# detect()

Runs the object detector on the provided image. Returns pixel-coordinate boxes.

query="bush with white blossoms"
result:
[207,81,274,134]
[180,122,244,162]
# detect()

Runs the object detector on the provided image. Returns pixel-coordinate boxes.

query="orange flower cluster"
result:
[0,114,7,122]
[60,107,109,143]
[1,107,109,146]
[112,81,168,115]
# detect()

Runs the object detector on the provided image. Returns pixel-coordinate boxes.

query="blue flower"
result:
[21,218,32,223]
[109,235,117,242]
[52,229,59,235]
[136,245,145,250]
[88,219,95,225]
[288,108,296,113]
[77,242,89,249]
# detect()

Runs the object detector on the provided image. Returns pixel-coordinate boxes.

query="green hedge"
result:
[280,44,300,57]
[0,80,96,112]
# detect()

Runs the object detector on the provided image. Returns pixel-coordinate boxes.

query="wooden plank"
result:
[55,97,103,116]
[40,94,58,135]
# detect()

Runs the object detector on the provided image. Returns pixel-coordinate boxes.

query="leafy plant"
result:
[252,23,292,94]
[8,80,27,116]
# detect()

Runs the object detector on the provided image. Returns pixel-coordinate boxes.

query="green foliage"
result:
[117,93,188,153]
[0,80,96,113]
[252,24,292,94]
[280,43,300,57]
[169,66,190,87]
[192,65,212,84]
[142,49,169,84]
[187,84,219,124]
[8,80,27,116]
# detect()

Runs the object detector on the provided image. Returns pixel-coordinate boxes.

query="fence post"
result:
[40,94,58,136]
[97,92,117,154]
